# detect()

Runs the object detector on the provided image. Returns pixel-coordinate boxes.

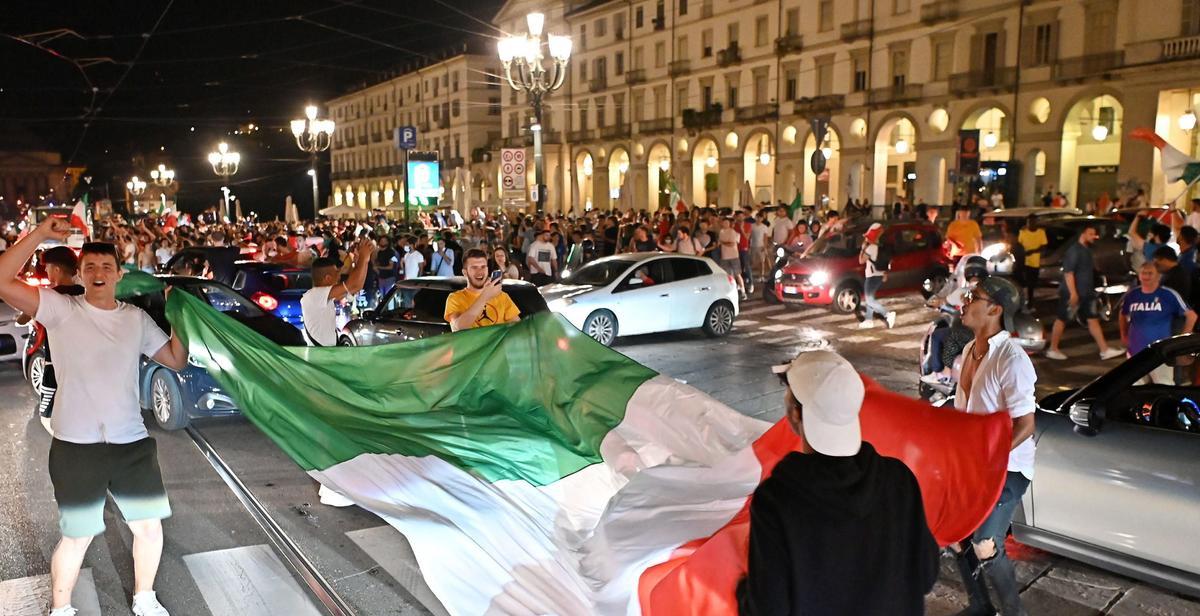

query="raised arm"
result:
[0,217,70,315]
[328,239,375,302]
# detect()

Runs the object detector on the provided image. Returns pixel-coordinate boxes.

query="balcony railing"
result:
[418,121,431,132]
[538,130,562,145]
[948,67,1017,94]
[734,103,779,123]
[652,16,665,31]
[668,59,692,78]
[438,118,450,129]
[841,19,872,42]
[502,135,532,148]
[471,147,491,164]
[868,83,924,105]
[567,129,594,142]
[682,104,723,129]
[1163,34,1200,60]
[356,134,368,146]
[589,76,608,92]
[716,43,742,67]
[791,94,845,116]
[920,0,959,25]
[1053,51,1125,81]
[775,34,803,56]
[639,117,674,133]
[601,124,632,139]
[625,68,647,85]
[370,131,382,143]
[331,171,350,181]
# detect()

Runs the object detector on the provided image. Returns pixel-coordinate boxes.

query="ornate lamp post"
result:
[149,163,175,213]
[207,142,240,221]
[125,175,146,214]
[291,105,335,218]
[498,12,572,213]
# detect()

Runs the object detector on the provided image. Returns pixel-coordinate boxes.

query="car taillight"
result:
[728,274,736,286]
[251,292,279,311]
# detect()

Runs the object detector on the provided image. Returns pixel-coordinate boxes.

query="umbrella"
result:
[571,169,581,214]
[319,203,366,219]
[741,180,754,208]
[619,170,634,211]
[234,198,243,221]
[284,196,299,223]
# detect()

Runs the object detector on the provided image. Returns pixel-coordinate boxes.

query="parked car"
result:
[1036,216,1132,287]
[1023,334,1200,598]
[339,277,549,346]
[23,276,304,431]
[772,221,950,314]
[229,261,311,328]
[979,207,1082,275]
[539,253,739,346]
[0,300,22,363]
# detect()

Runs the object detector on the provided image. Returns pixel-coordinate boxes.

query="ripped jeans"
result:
[955,471,1031,616]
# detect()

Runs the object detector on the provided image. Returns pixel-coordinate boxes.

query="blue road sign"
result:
[395,126,417,150]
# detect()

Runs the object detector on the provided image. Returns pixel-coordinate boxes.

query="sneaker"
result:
[1100,346,1126,360]
[920,372,954,386]
[739,291,748,301]
[858,319,877,329]
[885,311,897,329]
[48,607,78,616]
[132,591,170,616]
[1045,349,1067,360]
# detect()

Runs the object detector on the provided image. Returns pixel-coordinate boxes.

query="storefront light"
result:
[895,138,910,154]
[1091,124,1109,141]
[1180,110,1197,132]
[982,131,998,149]
[705,155,717,168]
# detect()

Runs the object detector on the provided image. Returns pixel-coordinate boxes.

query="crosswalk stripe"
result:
[836,334,879,344]
[759,324,798,333]
[738,304,787,317]
[0,569,101,616]
[733,319,759,327]
[346,527,451,616]
[183,545,324,616]
[803,312,857,326]
[884,340,925,351]
[766,309,823,321]
[890,323,932,336]
[741,330,766,338]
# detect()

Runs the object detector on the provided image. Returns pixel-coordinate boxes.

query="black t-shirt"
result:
[205,246,242,286]
[1060,241,1094,296]
[603,227,618,256]
[375,248,398,275]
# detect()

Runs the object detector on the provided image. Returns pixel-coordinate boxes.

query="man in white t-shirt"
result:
[300,239,374,347]
[717,217,747,300]
[952,276,1036,616]
[400,238,426,307]
[525,228,558,287]
[769,205,795,247]
[0,217,189,616]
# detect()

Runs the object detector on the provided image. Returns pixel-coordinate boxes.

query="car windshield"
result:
[564,259,636,286]
[806,232,861,258]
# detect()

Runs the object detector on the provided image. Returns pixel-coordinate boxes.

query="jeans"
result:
[863,275,888,320]
[955,471,1031,616]
[927,327,950,373]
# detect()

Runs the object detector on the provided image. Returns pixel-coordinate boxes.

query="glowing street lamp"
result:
[292,104,335,218]
[126,176,146,212]
[207,142,240,220]
[149,164,175,213]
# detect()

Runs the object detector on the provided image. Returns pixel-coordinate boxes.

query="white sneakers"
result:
[1100,347,1126,360]
[858,319,877,329]
[48,607,78,616]
[885,311,897,329]
[132,591,170,616]
[1045,349,1067,360]
[920,372,955,387]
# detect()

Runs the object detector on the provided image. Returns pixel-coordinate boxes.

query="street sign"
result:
[957,129,980,175]
[810,150,827,175]
[395,126,417,150]
[500,148,527,201]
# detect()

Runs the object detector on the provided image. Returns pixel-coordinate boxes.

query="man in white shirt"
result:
[525,228,558,286]
[952,276,1036,616]
[0,218,189,616]
[300,239,373,347]
[769,205,794,248]
[718,217,747,300]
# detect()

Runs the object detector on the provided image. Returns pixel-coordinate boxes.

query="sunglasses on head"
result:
[962,288,996,306]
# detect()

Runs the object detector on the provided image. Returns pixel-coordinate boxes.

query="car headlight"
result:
[808,270,830,286]
[776,247,785,259]
[774,270,783,281]
[547,297,576,312]
[981,242,1008,260]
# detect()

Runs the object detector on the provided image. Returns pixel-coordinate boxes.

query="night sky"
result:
[1,0,506,218]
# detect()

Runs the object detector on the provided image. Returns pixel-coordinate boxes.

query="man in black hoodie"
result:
[737,350,939,615]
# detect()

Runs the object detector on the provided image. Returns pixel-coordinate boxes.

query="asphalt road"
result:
[0,291,1196,615]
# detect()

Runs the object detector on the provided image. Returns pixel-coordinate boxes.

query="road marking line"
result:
[803,312,855,326]
[346,527,451,616]
[738,305,787,316]
[184,545,324,616]
[889,323,932,336]
[884,340,924,350]
[0,569,100,616]
[836,335,879,344]
[740,330,766,338]
[733,320,759,327]
[759,324,797,333]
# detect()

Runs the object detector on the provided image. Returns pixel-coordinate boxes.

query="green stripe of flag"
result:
[165,291,658,484]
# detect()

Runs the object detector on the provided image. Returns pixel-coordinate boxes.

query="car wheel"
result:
[582,310,618,347]
[337,336,355,346]
[703,301,736,337]
[27,348,46,395]
[150,370,190,431]
[921,273,948,300]
[832,282,862,314]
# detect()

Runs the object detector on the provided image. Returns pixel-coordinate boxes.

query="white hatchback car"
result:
[540,253,739,346]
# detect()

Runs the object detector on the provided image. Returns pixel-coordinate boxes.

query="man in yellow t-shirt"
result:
[1017,216,1048,307]
[945,207,983,257]
[445,248,521,331]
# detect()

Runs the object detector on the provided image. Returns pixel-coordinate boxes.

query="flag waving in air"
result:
[665,176,689,214]
[164,290,1012,615]
[1130,127,1200,189]
[70,196,89,237]
[787,192,804,221]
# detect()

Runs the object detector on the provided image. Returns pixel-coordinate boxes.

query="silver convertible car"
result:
[1025,334,1200,598]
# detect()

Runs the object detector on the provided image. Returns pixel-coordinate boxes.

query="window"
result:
[933,40,954,80]
[633,92,644,121]
[785,8,799,36]
[702,29,713,57]
[655,41,666,67]
[702,83,713,107]
[654,86,667,118]
[616,51,625,75]
[579,103,589,130]
[852,55,869,92]
[753,70,767,104]
[677,84,688,114]
[488,97,501,115]
[614,93,625,126]
[581,61,588,81]
[581,24,587,49]
[816,58,834,95]
[452,100,460,117]
[728,85,738,108]
[755,16,768,47]
[1032,23,1056,66]
[677,35,688,60]
[819,0,834,32]
[668,258,709,281]
[615,14,625,39]
[487,70,500,89]
[617,259,673,291]
[596,18,606,37]
[890,48,908,87]
[452,72,459,92]
[893,0,910,15]
[636,6,644,28]
[785,69,798,100]
[680,0,688,16]
[596,99,606,127]
[633,46,644,69]
[727,23,739,46]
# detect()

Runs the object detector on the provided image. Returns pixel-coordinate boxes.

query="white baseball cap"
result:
[771,350,865,456]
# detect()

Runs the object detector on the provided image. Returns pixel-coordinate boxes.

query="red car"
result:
[773,221,951,313]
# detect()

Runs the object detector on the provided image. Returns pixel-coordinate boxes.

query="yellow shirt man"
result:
[1018,227,1048,268]
[946,219,983,256]
[444,287,521,330]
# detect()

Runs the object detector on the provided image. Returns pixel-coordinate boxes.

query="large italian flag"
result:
[165,291,1011,615]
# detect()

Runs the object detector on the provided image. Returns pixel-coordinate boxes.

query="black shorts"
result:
[1057,292,1098,321]
[49,437,172,538]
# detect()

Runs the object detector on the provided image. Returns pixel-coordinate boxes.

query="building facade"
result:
[327,51,504,213]
[484,0,1200,214]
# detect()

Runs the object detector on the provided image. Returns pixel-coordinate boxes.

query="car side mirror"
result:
[1069,399,1101,436]
[362,309,376,320]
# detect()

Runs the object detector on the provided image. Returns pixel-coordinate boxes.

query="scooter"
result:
[762,244,806,304]
[917,301,1047,402]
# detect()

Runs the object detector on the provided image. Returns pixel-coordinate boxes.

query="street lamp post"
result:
[126,176,146,214]
[149,163,175,214]
[207,142,240,221]
[291,105,335,219]
[498,12,572,213]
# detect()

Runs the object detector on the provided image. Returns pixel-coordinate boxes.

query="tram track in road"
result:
[184,425,357,616]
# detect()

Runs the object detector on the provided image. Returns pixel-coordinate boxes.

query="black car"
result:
[1036,216,1131,286]
[229,261,311,328]
[339,277,549,346]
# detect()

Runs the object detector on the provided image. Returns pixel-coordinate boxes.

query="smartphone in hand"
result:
[490,270,503,282]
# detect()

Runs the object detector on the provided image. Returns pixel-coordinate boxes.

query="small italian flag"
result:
[665,177,688,214]
[70,195,90,237]
[165,291,1010,615]
[1130,127,1200,187]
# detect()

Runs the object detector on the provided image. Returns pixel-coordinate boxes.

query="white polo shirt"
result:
[955,330,1037,479]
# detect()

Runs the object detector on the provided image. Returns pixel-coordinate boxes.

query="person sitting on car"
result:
[921,256,989,388]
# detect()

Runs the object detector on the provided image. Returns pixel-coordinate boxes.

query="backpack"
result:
[872,242,893,272]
